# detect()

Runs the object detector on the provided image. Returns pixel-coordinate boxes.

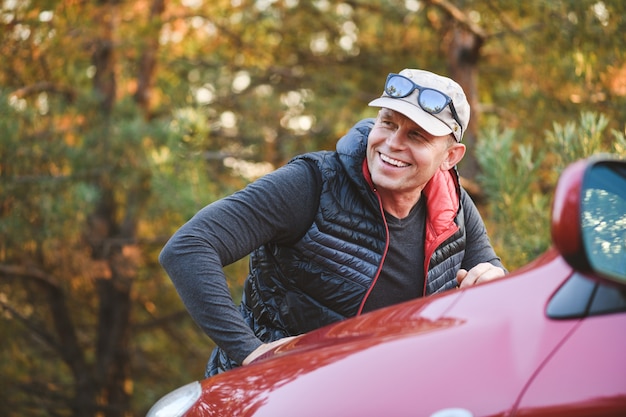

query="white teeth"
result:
[380,153,409,167]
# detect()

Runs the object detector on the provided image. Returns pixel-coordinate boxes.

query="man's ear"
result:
[441,142,466,170]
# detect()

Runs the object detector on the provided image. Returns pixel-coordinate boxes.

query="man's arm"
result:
[159,160,320,364]
[458,189,506,287]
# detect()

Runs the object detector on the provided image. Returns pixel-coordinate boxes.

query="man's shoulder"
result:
[289,150,339,168]
[336,118,375,156]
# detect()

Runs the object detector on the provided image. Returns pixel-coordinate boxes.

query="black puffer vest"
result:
[208,119,466,375]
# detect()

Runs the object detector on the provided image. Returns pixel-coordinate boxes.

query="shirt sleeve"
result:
[459,189,507,273]
[159,159,320,364]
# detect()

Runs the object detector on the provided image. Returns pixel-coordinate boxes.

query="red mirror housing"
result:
[551,158,590,270]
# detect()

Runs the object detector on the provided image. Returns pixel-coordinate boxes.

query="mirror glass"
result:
[581,161,626,283]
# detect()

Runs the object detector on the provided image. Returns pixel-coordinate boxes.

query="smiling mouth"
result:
[379,152,410,168]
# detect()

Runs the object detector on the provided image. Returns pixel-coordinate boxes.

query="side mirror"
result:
[552,155,626,285]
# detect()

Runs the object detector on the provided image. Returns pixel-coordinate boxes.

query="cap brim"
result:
[369,97,452,137]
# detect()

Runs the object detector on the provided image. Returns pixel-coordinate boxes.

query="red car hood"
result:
[191,250,577,417]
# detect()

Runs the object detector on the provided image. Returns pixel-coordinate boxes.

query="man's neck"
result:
[379,189,423,219]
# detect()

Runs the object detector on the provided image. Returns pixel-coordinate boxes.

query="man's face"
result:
[366,108,460,203]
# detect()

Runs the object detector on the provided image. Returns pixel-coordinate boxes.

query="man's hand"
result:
[242,336,297,366]
[456,263,506,289]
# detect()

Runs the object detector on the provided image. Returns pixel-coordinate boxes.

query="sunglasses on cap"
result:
[384,73,463,137]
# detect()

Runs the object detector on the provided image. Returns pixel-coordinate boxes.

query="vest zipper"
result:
[356,187,390,316]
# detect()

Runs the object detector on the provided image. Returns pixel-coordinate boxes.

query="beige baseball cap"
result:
[368,68,470,142]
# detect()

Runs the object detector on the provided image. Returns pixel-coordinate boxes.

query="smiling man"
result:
[160,68,506,377]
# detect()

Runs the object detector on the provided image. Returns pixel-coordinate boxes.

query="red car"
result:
[148,155,626,417]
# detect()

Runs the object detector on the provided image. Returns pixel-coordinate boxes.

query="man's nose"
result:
[386,128,406,148]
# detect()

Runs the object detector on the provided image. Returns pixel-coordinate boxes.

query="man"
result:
[160,68,506,376]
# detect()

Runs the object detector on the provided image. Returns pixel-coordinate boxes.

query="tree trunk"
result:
[447,26,483,183]
[424,0,486,183]
[87,1,134,415]
[134,0,166,118]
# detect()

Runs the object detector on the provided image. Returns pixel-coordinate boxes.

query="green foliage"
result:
[477,112,626,269]
[611,129,626,155]
[546,112,609,167]
[476,126,551,268]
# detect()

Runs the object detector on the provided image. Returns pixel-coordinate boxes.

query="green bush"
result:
[476,112,626,270]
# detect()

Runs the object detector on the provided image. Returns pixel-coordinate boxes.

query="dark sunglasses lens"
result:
[385,76,414,97]
[418,89,449,113]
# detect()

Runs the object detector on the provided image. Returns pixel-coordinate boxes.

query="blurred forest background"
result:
[1,0,625,415]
